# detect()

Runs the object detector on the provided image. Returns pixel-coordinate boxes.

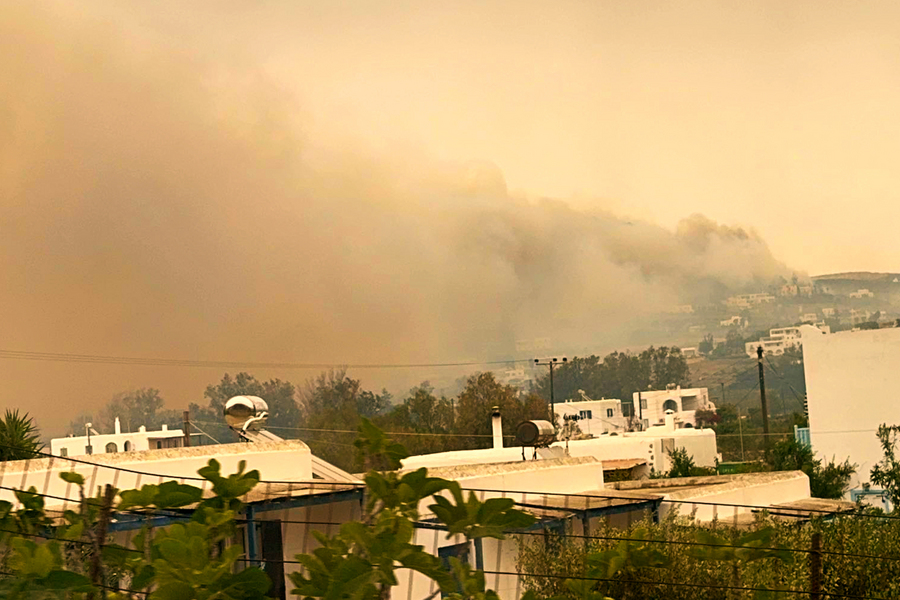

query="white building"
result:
[0,405,854,600]
[725,293,776,309]
[552,393,630,435]
[744,324,830,358]
[496,367,535,390]
[402,408,719,475]
[802,325,900,505]
[631,386,716,430]
[720,316,744,327]
[849,288,874,299]
[50,418,188,456]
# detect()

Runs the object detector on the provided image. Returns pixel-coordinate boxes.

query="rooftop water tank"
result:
[515,420,556,447]
[224,396,269,430]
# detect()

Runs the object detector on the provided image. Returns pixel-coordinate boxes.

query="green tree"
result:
[456,373,546,445]
[289,418,535,600]
[93,388,182,434]
[0,460,270,599]
[871,424,900,508]
[193,372,302,441]
[378,383,455,456]
[0,410,43,462]
[771,437,855,499]
[298,370,392,470]
[698,334,714,354]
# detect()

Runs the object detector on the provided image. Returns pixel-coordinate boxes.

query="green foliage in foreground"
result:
[518,509,900,600]
[290,418,535,600]
[0,459,269,600]
[0,419,536,600]
[0,409,44,462]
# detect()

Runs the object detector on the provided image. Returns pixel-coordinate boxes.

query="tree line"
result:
[61,346,691,472]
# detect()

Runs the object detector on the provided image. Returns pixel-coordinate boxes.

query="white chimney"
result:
[114,417,121,435]
[665,409,676,431]
[161,424,168,431]
[491,406,503,450]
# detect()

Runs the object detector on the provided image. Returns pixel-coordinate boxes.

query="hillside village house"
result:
[630,386,717,430]
[744,323,830,357]
[0,403,851,599]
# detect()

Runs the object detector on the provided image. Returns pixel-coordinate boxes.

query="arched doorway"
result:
[105,442,118,453]
[124,441,132,452]
[662,399,679,413]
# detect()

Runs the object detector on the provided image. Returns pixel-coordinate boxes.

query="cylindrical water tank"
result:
[515,420,556,447]
[224,396,269,429]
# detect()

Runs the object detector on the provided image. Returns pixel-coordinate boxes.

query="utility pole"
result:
[183,410,192,448]
[637,390,644,430]
[721,382,726,404]
[535,357,567,423]
[756,346,771,440]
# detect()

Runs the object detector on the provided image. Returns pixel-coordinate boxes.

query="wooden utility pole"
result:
[756,346,771,438]
[183,410,192,447]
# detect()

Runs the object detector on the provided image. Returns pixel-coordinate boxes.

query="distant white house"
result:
[725,293,776,309]
[50,418,187,457]
[497,367,535,390]
[553,393,630,436]
[666,304,695,314]
[744,324,830,358]
[720,315,744,327]
[681,347,700,359]
[800,312,819,324]
[631,386,717,430]
[849,289,874,299]
[780,284,814,297]
[822,307,836,317]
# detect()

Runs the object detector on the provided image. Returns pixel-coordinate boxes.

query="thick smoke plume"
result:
[0,4,791,431]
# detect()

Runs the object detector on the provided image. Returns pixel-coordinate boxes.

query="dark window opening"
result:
[260,520,286,600]
[438,542,470,598]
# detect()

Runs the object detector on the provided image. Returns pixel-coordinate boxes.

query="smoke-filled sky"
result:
[2,2,898,434]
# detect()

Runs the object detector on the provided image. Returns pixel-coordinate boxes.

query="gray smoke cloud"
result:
[0,4,792,432]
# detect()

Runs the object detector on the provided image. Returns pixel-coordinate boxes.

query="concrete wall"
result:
[802,326,900,493]
[50,427,186,456]
[0,441,314,504]
[553,398,628,435]
[401,427,718,473]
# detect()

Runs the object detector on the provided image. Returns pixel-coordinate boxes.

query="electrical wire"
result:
[0,349,532,370]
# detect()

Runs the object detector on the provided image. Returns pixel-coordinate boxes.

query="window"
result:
[606,409,614,418]
[662,399,679,413]
[579,410,592,420]
[438,543,471,598]
[259,520,286,600]
[59,448,68,457]
[105,442,118,453]
[640,399,648,410]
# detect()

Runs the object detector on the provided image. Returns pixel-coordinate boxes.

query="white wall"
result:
[802,326,900,494]
[553,398,628,435]
[50,427,186,456]
[0,441,314,505]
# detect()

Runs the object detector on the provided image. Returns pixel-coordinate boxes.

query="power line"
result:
[190,420,513,439]
[0,348,531,370]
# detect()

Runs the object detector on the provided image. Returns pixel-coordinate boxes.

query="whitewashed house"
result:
[631,386,717,430]
[50,418,190,456]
